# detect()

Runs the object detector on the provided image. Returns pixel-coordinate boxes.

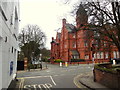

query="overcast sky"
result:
[19,0,79,49]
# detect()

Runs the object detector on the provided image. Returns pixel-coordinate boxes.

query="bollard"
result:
[113,60,116,65]
[65,62,68,67]
[60,62,62,67]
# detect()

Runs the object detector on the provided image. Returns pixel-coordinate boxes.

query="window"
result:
[72,55,79,59]
[73,33,75,38]
[85,54,89,59]
[105,52,109,59]
[104,42,107,47]
[77,41,80,47]
[117,51,119,58]
[73,42,76,48]
[101,52,104,59]
[5,36,7,42]
[113,51,116,58]
[14,7,19,30]
[94,53,96,59]
[113,51,117,58]
[84,41,88,47]
[1,2,8,21]
[99,52,103,59]
[65,44,67,48]
[11,47,14,53]
[97,52,100,59]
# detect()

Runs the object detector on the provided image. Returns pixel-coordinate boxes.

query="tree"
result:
[18,24,46,62]
[40,48,50,62]
[87,1,120,52]
[75,1,120,52]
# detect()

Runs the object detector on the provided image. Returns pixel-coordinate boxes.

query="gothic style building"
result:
[51,5,119,63]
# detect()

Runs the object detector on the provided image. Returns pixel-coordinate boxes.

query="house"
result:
[0,0,20,89]
[50,5,119,63]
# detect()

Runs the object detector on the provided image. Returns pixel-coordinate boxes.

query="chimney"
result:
[62,18,66,27]
[52,37,54,41]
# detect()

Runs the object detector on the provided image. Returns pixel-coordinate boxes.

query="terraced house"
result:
[51,5,119,63]
[0,0,20,89]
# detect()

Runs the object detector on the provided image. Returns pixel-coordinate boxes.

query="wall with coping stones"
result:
[94,69,120,89]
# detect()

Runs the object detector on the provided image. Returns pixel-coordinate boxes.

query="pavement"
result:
[74,72,111,90]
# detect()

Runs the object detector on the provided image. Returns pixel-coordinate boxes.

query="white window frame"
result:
[105,52,109,59]
[113,51,117,58]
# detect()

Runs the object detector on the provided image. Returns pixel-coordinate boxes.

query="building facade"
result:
[51,5,119,63]
[0,0,20,89]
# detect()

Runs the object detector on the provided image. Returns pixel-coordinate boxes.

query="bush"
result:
[70,59,85,62]
[94,64,118,74]
[28,63,34,69]
[54,59,64,63]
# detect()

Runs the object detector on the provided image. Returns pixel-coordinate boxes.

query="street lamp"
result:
[39,54,42,70]
[39,54,42,62]
[31,52,34,64]
[91,43,96,69]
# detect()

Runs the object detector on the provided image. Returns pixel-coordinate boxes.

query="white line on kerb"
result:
[50,76,56,86]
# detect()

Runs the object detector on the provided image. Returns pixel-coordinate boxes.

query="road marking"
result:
[19,79,22,90]
[50,76,56,86]
[17,75,50,79]
[24,83,52,90]
[19,78,24,90]
[45,83,52,90]
[21,78,24,88]
[73,75,82,88]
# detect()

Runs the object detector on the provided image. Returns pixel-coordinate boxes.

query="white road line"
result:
[18,75,50,79]
[38,84,43,90]
[50,76,56,86]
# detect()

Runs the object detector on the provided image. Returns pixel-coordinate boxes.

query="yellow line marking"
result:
[73,75,82,88]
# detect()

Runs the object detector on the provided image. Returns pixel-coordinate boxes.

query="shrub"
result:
[70,59,85,62]
[28,63,34,69]
[94,64,118,74]
[54,59,64,63]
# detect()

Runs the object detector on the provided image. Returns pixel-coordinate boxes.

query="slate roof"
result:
[66,24,76,32]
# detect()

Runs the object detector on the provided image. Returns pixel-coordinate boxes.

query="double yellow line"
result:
[17,78,24,90]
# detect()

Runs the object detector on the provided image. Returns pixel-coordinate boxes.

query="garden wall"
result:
[94,68,120,89]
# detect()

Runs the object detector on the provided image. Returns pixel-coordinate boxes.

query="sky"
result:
[19,0,79,49]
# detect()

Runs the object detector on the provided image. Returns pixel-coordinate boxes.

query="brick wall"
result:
[94,69,120,89]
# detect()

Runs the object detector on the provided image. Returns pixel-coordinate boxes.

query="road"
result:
[17,63,93,89]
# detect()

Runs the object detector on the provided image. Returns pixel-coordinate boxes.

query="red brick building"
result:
[51,5,119,63]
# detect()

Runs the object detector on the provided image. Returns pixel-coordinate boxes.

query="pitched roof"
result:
[66,24,76,32]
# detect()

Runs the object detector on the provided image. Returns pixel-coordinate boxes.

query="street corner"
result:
[16,78,25,89]
[73,74,87,89]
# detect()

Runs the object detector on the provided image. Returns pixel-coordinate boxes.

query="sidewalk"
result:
[75,72,111,90]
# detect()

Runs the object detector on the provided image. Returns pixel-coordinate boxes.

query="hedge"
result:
[70,59,85,62]
[94,63,119,74]
[54,59,64,63]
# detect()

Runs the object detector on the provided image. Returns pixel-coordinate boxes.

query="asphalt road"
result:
[17,63,93,89]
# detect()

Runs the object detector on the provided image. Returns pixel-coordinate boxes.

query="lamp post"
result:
[31,52,34,64]
[39,54,42,70]
[91,43,96,69]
